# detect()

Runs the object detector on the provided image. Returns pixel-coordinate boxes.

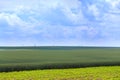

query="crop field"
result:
[0,66,120,80]
[0,47,120,72]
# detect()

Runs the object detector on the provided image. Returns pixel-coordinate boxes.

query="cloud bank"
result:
[0,0,120,46]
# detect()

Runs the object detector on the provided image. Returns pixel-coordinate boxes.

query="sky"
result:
[0,0,120,46]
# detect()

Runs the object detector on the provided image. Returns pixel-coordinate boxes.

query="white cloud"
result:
[0,13,28,28]
[0,12,44,35]
[60,0,88,24]
[0,0,87,25]
[88,4,100,20]
[105,0,120,14]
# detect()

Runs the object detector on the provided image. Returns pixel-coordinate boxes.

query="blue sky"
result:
[0,0,120,46]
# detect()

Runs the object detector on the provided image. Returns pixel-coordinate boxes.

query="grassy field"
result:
[0,66,120,80]
[0,47,120,71]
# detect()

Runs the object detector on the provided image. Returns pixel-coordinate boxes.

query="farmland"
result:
[0,46,120,72]
[0,66,120,80]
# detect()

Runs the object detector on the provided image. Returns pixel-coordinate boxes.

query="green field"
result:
[0,47,120,71]
[0,66,120,80]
